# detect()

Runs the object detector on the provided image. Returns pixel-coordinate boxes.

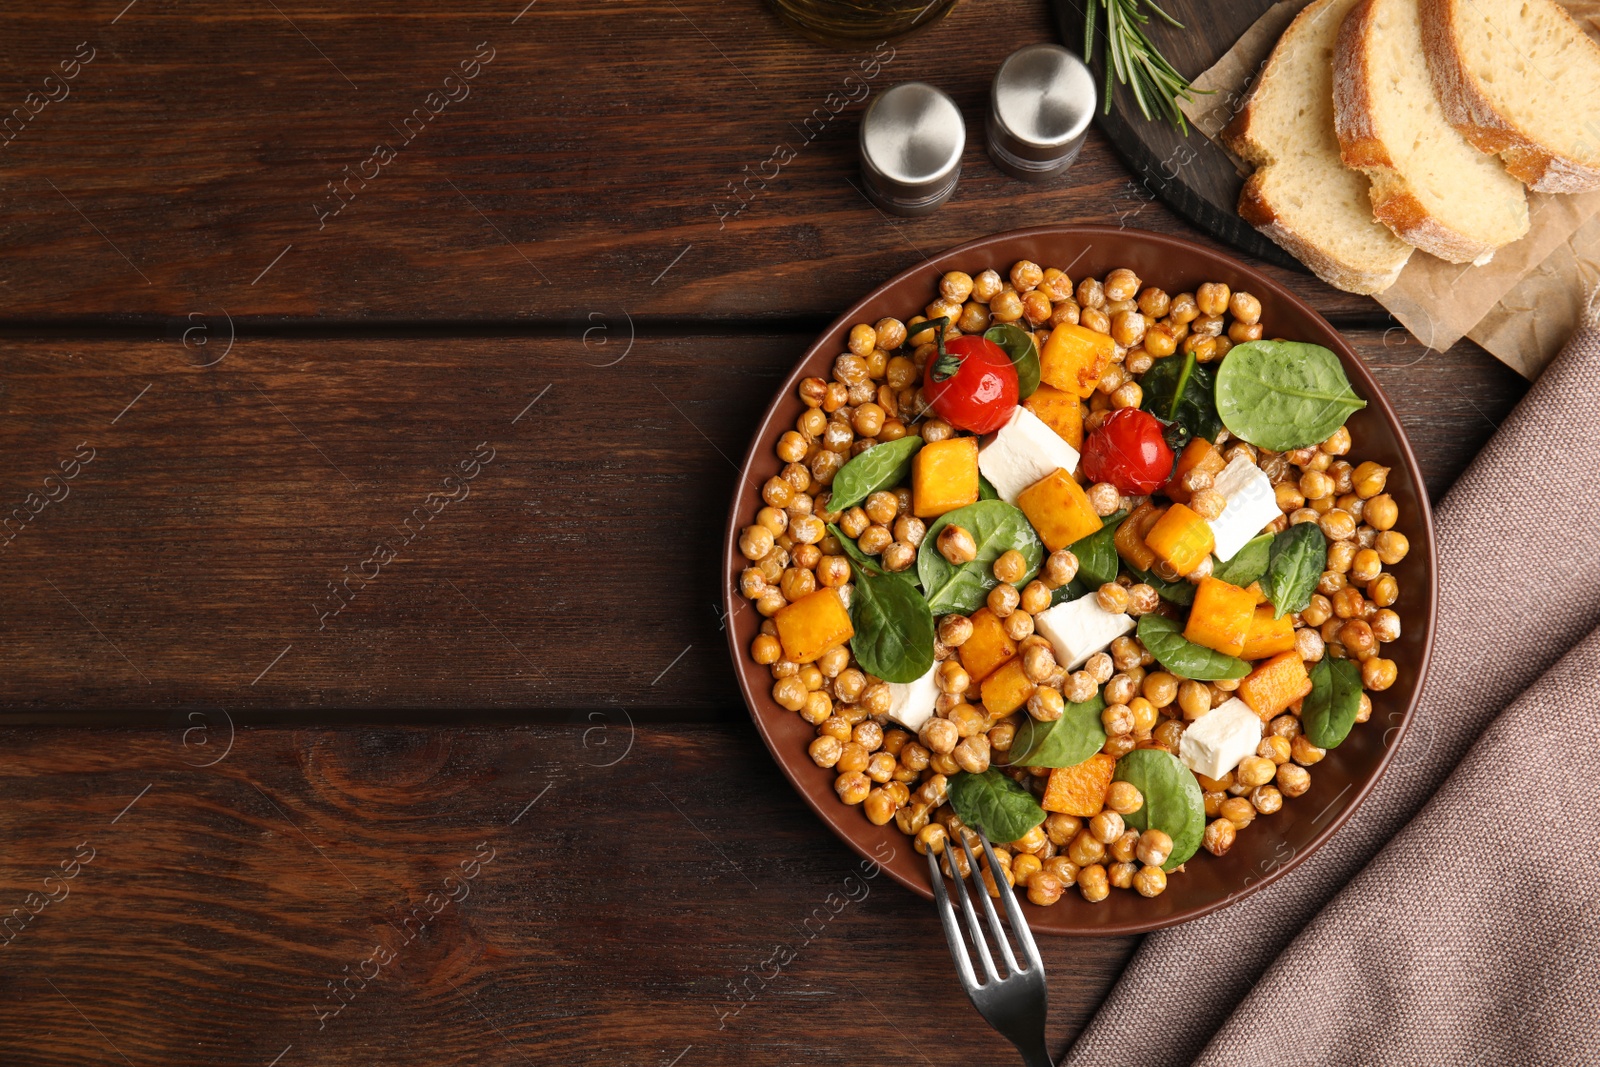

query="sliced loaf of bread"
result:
[1223,0,1413,295]
[1333,0,1530,264]
[1420,0,1600,193]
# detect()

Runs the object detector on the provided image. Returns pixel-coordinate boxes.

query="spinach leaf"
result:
[1212,533,1273,587]
[918,500,1045,615]
[1069,509,1128,590]
[1302,656,1363,749]
[1129,566,1195,606]
[1115,748,1206,871]
[947,769,1046,844]
[847,569,935,683]
[826,435,923,512]
[978,473,1000,501]
[1050,577,1088,606]
[1260,522,1327,619]
[1140,351,1221,448]
[1136,614,1250,680]
[984,322,1041,401]
[1214,340,1367,452]
[1008,692,1106,768]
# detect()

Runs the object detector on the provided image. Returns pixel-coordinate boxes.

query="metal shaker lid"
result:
[859,81,965,217]
[987,44,1096,180]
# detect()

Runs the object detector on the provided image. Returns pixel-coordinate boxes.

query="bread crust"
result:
[1419,0,1600,193]
[1226,0,1410,295]
[1332,0,1506,263]
[1237,173,1406,295]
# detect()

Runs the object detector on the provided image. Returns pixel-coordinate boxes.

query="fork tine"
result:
[945,836,1001,982]
[962,832,1022,976]
[926,847,979,989]
[977,832,1042,974]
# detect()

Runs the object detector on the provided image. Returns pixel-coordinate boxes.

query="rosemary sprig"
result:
[1084,0,1209,133]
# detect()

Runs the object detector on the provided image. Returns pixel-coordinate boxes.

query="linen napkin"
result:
[1064,297,1600,1066]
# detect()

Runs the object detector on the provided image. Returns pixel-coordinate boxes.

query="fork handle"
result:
[1016,1037,1054,1067]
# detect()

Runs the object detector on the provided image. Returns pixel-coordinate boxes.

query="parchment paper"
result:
[1177,0,1600,378]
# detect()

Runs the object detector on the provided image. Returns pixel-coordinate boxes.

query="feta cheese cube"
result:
[885,662,939,732]
[978,406,1080,503]
[1034,592,1134,671]
[1178,698,1263,780]
[1208,455,1281,562]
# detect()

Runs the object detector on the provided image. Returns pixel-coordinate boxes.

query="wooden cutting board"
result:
[1049,0,1303,272]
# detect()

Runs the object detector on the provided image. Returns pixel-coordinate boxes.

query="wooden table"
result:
[0,2,1527,1063]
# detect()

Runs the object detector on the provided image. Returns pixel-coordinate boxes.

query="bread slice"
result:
[1420,0,1600,193]
[1223,0,1413,295]
[1333,0,1529,264]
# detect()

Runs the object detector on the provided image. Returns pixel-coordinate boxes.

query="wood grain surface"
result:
[0,0,1382,325]
[0,329,1521,717]
[0,0,1542,1062]
[0,723,1136,1065]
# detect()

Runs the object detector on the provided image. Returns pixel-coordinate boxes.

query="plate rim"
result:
[722,223,1437,936]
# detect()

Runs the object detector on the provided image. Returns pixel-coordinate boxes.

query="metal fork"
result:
[927,831,1051,1067]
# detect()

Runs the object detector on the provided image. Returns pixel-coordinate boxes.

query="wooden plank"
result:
[0,724,1135,1065]
[0,330,1523,715]
[0,0,1381,324]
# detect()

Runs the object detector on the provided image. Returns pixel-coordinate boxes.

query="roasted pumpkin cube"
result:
[1114,502,1164,572]
[1022,383,1084,450]
[1240,605,1297,660]
[1165,438,1227,504]
[774,588,854,665]
[1041,753,1118,817]
[1144,503,1216,577]
[1017,468,1102,551]
[958,607,1016,683]
[1184,577,1257,656]
[1041,324,1116,399]
[912,436,980,518]
[979,657,1036,717]
[1238,650,1313,720]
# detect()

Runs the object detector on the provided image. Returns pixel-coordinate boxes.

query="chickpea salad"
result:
[737,260,1409,908]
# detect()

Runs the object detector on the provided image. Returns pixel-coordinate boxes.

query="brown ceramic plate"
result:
[723,226,1436,936]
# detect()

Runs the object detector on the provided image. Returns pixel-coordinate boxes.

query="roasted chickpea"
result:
[881,541,916,573]
[1375,530,1409,565]
[1236,756,1276,788]
[1027,686,1065,722]
[1064,829,1104,868]
[920,717,959,755]
[989,289,1024,323]
[1202,818,1236,856]
[1258,735,1292,765]
[1104,781,1144,816]
[1219,796,1256,830]
[1078,864,1110,903]
[835,771,871,805]
[1250,784,1283,815]
[1276,762,1311,798]
[952,734,991,774]
[1177,680,1212,720]
[937,524,977,564]
[1027,871,1064,906]
[983,548,1024,586]
[1022,644,1057,684]
[987,583,1021,619]
[808,735,843,769]
[1101,703,1135,737]
[1096,582,1130,615]
[1195,281,1230,316]
[1125,830,1171,871]
[1362,656,1397,691]
[1152,719,1186,753]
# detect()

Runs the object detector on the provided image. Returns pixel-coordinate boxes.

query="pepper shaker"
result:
[987,44,1096,181]
[859,81,966,217]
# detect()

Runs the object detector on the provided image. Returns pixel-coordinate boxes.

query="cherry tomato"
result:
[1080,408,1174,495]
[922,335,1018,434]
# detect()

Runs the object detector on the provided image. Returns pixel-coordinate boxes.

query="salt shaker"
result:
[987,44,1096,181]
[858,81,965,217]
